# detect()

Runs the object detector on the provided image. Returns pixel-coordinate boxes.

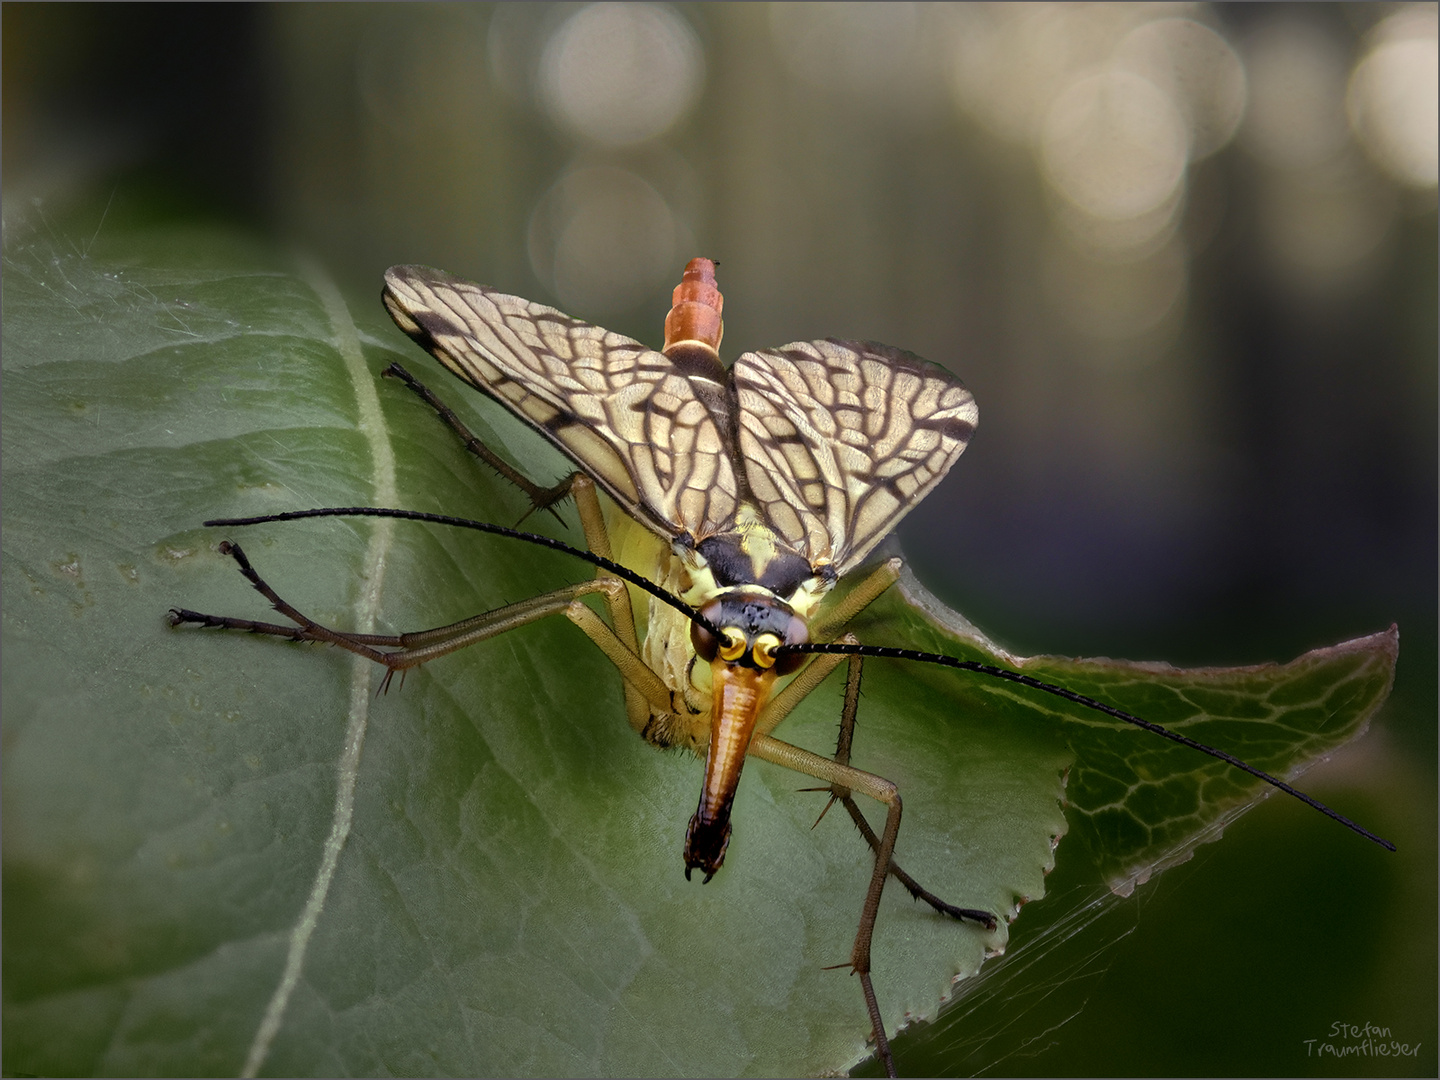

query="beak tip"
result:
[684,814,732,882]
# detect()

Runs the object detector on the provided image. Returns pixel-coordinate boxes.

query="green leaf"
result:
[2,221,1396,1077]
[854,579,1397,891]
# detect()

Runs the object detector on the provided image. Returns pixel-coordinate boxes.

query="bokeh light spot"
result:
[1041,70,1188,223]
[539,3,703,147]
[528,166,684,315]
[949,3,1154,144]
[1347,6,1439,189]
[1115,18,1247,162]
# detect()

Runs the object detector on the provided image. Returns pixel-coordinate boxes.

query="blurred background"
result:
[4,3,1435,1075]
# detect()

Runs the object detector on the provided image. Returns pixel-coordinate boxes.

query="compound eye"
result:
[772,614,810,676]
[690,620,718,661]
[718,627,747,663]
[753,633,782,670]
[785,614,809,647]
[773,649,805,677]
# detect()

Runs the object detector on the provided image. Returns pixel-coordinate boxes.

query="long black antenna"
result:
[780,640,1396,852]
[204,507,721,636]
[209,507,1393,852]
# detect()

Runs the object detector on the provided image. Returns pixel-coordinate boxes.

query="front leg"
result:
[169,540,637,690]
[829,655,997,930]
[746,734,906,1077]
[756,641,997,931]
[384,362,644,716]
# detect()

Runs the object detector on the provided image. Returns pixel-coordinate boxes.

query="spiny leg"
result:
[826,654,996,930]
[767,560,997,928]
[383,361,574,520]
[747,733,905,1078]
[179,360,651,722]
[558,475,649,727]
[170,540,395,666]
[169,539,633,685]
[383,361,645,717]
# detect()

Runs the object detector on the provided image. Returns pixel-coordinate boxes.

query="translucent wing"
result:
[734,340,978,575]
[383,265,739,540]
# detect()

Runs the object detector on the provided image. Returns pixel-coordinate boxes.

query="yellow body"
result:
[602,495,826,753]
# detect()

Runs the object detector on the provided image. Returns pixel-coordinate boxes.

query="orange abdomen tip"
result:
[663,257,724,363]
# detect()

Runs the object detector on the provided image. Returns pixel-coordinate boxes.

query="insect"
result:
[171,258,1393,1076]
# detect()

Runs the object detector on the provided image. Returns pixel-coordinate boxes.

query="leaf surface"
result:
[1,222,1395,1077]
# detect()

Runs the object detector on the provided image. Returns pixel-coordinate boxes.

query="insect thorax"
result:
[619,503,834,752]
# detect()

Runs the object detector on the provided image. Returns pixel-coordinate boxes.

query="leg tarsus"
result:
[174,542,632,686]
[201,541,394,666]
[858,970,898,1078]
[826,651,998,929]
[748,736,904,1080]
[839,796,997,930]
[384,361,572,525]
[168,607,314,641]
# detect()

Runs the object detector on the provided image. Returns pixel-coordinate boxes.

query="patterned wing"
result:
[383,265,739,540]
[733,339,978,575]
